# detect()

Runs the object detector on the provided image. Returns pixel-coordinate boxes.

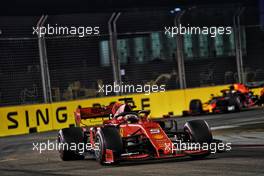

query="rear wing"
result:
[75,105,113,120]
[74,103,144,126]
[74,104,114,126]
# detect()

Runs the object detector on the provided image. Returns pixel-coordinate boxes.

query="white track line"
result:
[0,158,17,163]
[211,125,238,130]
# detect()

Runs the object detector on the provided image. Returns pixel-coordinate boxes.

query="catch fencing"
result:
[0,4,263,106]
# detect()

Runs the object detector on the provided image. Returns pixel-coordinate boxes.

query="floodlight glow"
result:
[174,8,181,12]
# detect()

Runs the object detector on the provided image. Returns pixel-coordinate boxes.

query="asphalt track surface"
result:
[1,108,264,176]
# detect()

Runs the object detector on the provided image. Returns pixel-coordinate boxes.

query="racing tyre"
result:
[184,120,212,159]
[260,95,264,106]
[189,99,203,115]
[58,127,85,161]
[229,95,242,112]
[94,126,123,165]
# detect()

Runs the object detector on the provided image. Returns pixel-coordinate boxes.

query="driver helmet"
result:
[112,102,131,119]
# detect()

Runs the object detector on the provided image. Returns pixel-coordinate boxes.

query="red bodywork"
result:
[75,105,209,162]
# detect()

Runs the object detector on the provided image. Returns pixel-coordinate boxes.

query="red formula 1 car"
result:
[58,103,218,165]
[183,83,262,116]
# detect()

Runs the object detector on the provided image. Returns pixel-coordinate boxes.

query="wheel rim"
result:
[94,135,102,160]
[185,128,193,142]
[58,136,64,158]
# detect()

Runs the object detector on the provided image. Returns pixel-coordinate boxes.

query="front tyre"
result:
[184,120,212,158]
[58,127,85,161]
[94,126,123,165]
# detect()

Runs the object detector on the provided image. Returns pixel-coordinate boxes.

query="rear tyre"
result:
[94,126,123,165]
[58,127,85,161]
[229,95,242,112]
[184,120,212,159]
[189,99,203,115]
[260,95,264,106]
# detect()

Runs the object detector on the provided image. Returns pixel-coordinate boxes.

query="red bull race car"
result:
[58,102,222,165]
[183,83,262,116]
[260,87,264,105]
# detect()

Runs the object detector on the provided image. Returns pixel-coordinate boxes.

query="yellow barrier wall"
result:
[0,85,262,137]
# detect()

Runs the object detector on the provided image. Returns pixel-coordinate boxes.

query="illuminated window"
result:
[99,40,110,66]
[199,34,209,57]
[184,34,193,58]
[151,32,161,59]
[214,34,224,56]
[117,39,128,64]
[134,37,144,62]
